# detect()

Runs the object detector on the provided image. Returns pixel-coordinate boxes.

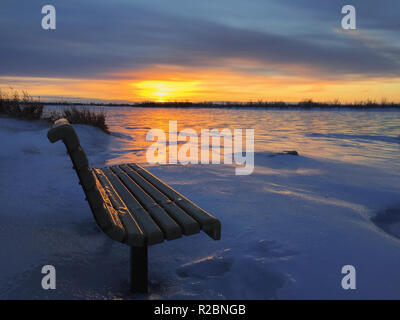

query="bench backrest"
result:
[47,119,126,243]
[47,118,95,190]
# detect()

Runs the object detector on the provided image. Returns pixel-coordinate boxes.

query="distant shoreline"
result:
[43,100,400,109]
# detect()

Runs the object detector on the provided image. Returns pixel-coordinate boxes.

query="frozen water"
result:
[0,107,399,299]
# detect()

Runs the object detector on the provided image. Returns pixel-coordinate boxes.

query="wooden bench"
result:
[47,118,221,293]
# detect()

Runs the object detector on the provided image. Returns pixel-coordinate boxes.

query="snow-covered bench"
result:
[47,119,221,293]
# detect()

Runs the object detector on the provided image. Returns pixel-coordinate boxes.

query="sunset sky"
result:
[0,0,399,103]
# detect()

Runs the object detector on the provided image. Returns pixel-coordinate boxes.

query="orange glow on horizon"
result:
[1,64,400,103]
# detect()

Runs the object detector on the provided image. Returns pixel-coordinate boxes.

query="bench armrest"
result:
[47,118,80,151]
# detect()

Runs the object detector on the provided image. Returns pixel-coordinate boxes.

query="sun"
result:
[133,80,201,102]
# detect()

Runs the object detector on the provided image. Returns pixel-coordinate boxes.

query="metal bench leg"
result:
[130,245,148,293]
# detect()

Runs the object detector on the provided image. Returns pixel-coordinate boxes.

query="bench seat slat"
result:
[128,164,221,240]
[100,167,164,245]
[110,166,182,240]
[94,169,145,247]
[118,164,201,236]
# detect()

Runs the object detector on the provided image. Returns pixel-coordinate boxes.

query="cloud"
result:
[0,0,399,80]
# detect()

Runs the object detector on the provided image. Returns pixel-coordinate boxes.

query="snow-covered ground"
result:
[0,108,400,299]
